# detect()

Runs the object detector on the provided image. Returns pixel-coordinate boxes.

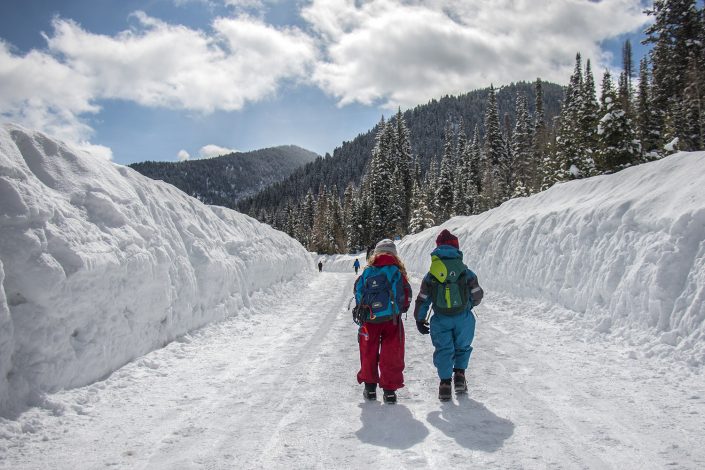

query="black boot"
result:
[382,389,397,404]
[363,383,377,400]
[439,379,452,401]
[453,368,467,393]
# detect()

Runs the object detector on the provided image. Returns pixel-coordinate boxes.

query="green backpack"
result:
[428,255,470,315]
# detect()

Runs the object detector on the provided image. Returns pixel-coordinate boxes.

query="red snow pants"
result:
[357,319,405,390]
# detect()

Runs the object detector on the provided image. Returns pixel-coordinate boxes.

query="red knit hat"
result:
[436,229,459,248]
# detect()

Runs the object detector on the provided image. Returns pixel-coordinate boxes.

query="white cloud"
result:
[1,12,316,157]
[46,12,317,112]
[302,0,650,108]
[177,149,191,161]
[0,40,99,144]
[199,144,237,158]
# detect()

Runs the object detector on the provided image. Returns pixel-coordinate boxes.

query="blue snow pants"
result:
[430,310,476,380]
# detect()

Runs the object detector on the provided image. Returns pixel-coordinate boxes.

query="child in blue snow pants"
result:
[413,229,484,400]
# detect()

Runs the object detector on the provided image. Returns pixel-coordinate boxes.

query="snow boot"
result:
[382,389,397,404]
[363,383,377,400]
[453,369,467,394]
[439,379,452,401]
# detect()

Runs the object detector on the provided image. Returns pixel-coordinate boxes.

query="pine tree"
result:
[327,188,345,253]
[311,186,330,253]
[578,59,599,176]
[512,94,533,190]
[408,179,435,234]
[596,73,640,172]
[392,108,414,226]
[532,78,549,193]
[298,189,315,249]
[636,57,661,159]
[367,118,398,241]
[436,120,456,220]
[554,53,586,181]
[619,40,634,114]
[343,184,357,253]
[469,125,483,194]
[467,126,483,213]
[502,112,515,202]
[483,84,505,207]
[425,158,439,215]
[623,39,634,93]
[540,117,563,191]
[644,0,702,151]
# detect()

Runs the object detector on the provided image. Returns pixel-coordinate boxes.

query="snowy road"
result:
[1,272,704,469]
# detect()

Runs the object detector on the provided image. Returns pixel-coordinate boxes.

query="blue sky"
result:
[0,0,654,165]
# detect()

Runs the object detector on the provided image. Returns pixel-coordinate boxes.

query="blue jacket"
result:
[413,245,483,322]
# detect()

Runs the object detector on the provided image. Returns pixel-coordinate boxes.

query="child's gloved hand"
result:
[416,321,430,335]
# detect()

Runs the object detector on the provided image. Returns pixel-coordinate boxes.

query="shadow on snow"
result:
[355,402,429,449]
[426,396,514,451]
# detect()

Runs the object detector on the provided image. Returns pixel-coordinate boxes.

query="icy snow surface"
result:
[0,123,311,415]
[400,151,705,368]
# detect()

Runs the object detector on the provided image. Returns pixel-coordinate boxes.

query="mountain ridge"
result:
[129,144,319,207]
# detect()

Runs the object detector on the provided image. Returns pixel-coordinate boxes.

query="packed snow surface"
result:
[0,123,311,415]
[400,152,705,367]
[1,273,703,469]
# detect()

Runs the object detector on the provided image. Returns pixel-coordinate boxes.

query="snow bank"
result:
[399,152,705,367]
[0,123,312,415]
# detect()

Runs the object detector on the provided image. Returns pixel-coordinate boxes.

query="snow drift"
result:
[400,152,705,367]
[0,123,311,415]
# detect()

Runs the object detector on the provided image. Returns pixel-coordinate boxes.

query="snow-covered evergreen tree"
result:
[483,84,505,208]
[555,53,588,180]
[578,59,599,176]
[298,189,315,249]
[644,0,703,151]
[367,118,399,241]
[596,73,640,173]
[452,121,469,216]
[392,108,414,227]
[636,57,661,159]
[408,179,435,234]
[343,184,357,253]
[532,78,549,193]
[311,186,330,253]
[425,158,439,215]
[512,94,533,190]
[436,120,456,221]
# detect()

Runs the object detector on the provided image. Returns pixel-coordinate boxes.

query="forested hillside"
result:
[129,145,318,207]
[236,81,564,219]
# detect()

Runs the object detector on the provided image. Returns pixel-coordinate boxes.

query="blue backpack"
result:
[354,265,405,324]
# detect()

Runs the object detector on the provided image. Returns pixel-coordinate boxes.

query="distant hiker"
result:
[413,229,484,401]
[353,239,412,404]
[353,258,360,275]
[318,260,323,272]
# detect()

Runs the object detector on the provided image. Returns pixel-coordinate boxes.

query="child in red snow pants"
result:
[357,319,405,390]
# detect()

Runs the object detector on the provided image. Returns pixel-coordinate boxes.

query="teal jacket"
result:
[413,245,484,322]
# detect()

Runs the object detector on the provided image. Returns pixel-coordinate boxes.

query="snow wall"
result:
[399,152,705,367]
[0,124,312,415]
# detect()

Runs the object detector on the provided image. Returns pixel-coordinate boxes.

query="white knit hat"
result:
[374,239,398,256]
